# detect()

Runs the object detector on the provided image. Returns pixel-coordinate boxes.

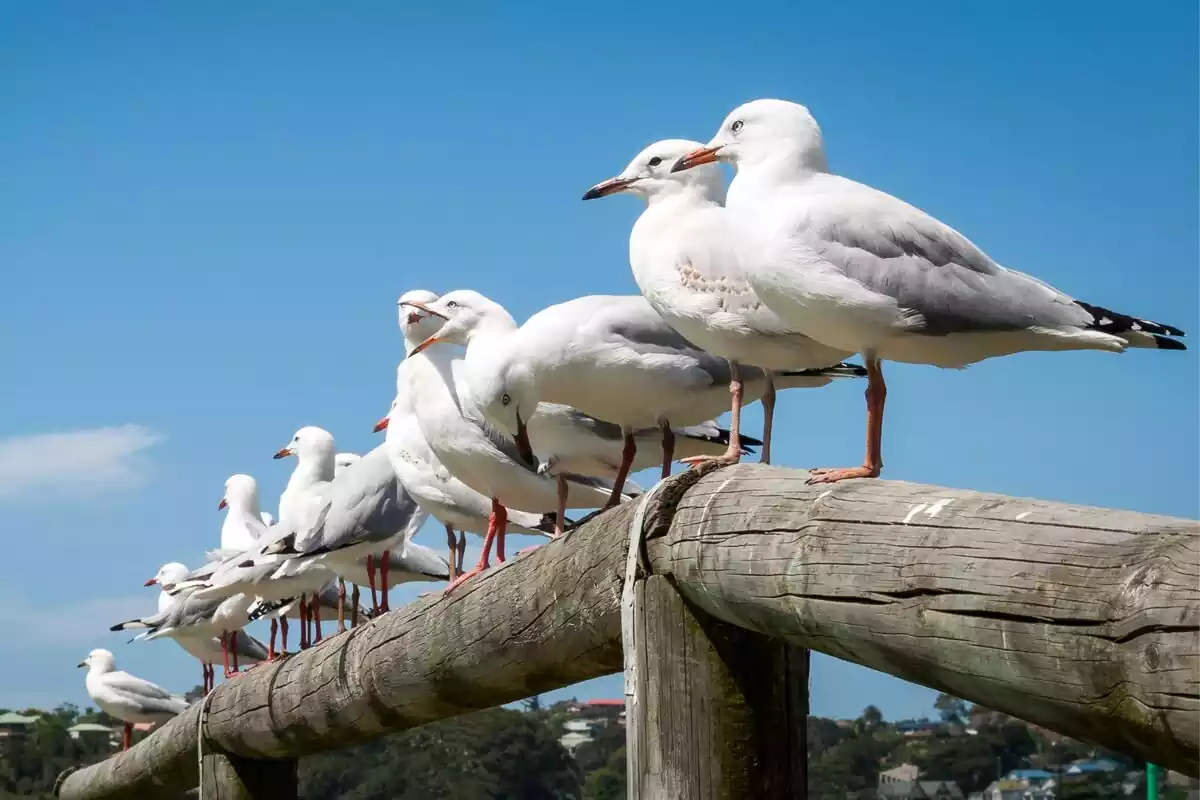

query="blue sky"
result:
[1,2,1195,721]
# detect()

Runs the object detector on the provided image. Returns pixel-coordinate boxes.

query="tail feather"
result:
[535,512,573,535]
[779,362,868,379]
[675,422,763,451]
[110,619,151,632]
[1078,301,1186,348]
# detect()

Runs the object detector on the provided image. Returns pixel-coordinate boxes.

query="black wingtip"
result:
[1154,335,1187,351]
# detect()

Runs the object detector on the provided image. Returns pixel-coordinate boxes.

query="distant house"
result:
[572,699,626,726]
[880,764,921,784]
[893,719,941,739]
[1066,758,1121,776]
[559,719,595,753]
[877,779,964,800]
[0,712,40,739]
[67,723,117,744]
[981,778,1030,800]
[1004,769,1054,783]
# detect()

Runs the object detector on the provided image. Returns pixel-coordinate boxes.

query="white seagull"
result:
[252,444,435,618]
[673,98,1186,482]
[583,138,859,464]
[407,291,859,500]
[79,649,189,750]
[395,296,622,593]
[131,562,268,692]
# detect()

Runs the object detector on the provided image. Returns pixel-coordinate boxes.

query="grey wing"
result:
[593,297,746,387]
[799,175,1090,334]
[552,405,625,441]
[104,672,189,714]
[312,447,427,549]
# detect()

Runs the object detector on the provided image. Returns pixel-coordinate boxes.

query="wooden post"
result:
[199,753,297,799]
[628,573,809,799]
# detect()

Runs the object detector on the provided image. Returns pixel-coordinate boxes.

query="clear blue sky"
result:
[2,2,1195,720]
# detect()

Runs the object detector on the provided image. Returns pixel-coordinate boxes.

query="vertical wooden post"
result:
[199,753,298,799]
[628,573,808,799]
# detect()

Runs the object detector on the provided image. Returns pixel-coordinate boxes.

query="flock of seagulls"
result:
[80,98,1185,750]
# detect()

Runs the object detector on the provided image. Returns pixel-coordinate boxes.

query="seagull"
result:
[114,576,260,679]
[206,474,269,562]
[382,291,750,572]
[673,98,1186,482]
[406,291,860,502]
[274,426,336,538]
[395,297,622,593]
[135,562,268,692]
[251,445,434,619]
[583,138,859,465]
[79,649,189,750]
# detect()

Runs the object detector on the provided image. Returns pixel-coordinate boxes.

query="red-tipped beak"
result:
[218,498,228,510]
[273,447,294,459]
[409,335,446,356]
[399,300,448,320]
[581,176,638,200]
[144,578,158,587]
[373,416,390,433]
[671,145,723,173]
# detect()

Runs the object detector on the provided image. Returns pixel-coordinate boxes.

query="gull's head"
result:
[334,452,361,477]
[220,474,259,512]
[471,359,540,467]
[274,426,336,462]
[673,99,826,174]
[583,139,725,205]
[146,562,189,590]
[397,289,446,352]
[79,648,115,671]
[404,289,507,355]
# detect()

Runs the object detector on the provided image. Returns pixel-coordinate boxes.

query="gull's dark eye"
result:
[501,394,511,406]
[647,156,662,167]
[446,301,459,309]
[731,120,744,133]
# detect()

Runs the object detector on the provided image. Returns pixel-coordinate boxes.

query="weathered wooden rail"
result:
[55,464,1200,799]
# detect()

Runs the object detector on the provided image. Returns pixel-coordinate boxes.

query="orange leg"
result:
[808,355,886,484]
[445,524,458,581]
[603,433,637,509]
[760,371,776,465]
[366,555,379,613]
[379,552,391,613]
[445,499,506,594]
[681,361,744,468]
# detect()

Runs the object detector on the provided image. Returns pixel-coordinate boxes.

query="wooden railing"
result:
[54,464,1200,799]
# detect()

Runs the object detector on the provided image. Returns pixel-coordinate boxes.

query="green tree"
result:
[584,767,624,800]
[934,693,969,723]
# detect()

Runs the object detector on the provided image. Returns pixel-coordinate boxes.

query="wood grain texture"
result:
[55,464,1199,799]
[645,464,1200,775]
[56,505,634,800]
[628,574,809,799]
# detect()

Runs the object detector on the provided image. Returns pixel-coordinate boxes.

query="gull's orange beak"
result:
[671,145,723,173]
[218,498,228,510]
[373,416,390,433]
[399,300,448,320]
[273,447,294,460]
[144,577,158,587]
[582,176,638,201]
[409,335,446,356]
